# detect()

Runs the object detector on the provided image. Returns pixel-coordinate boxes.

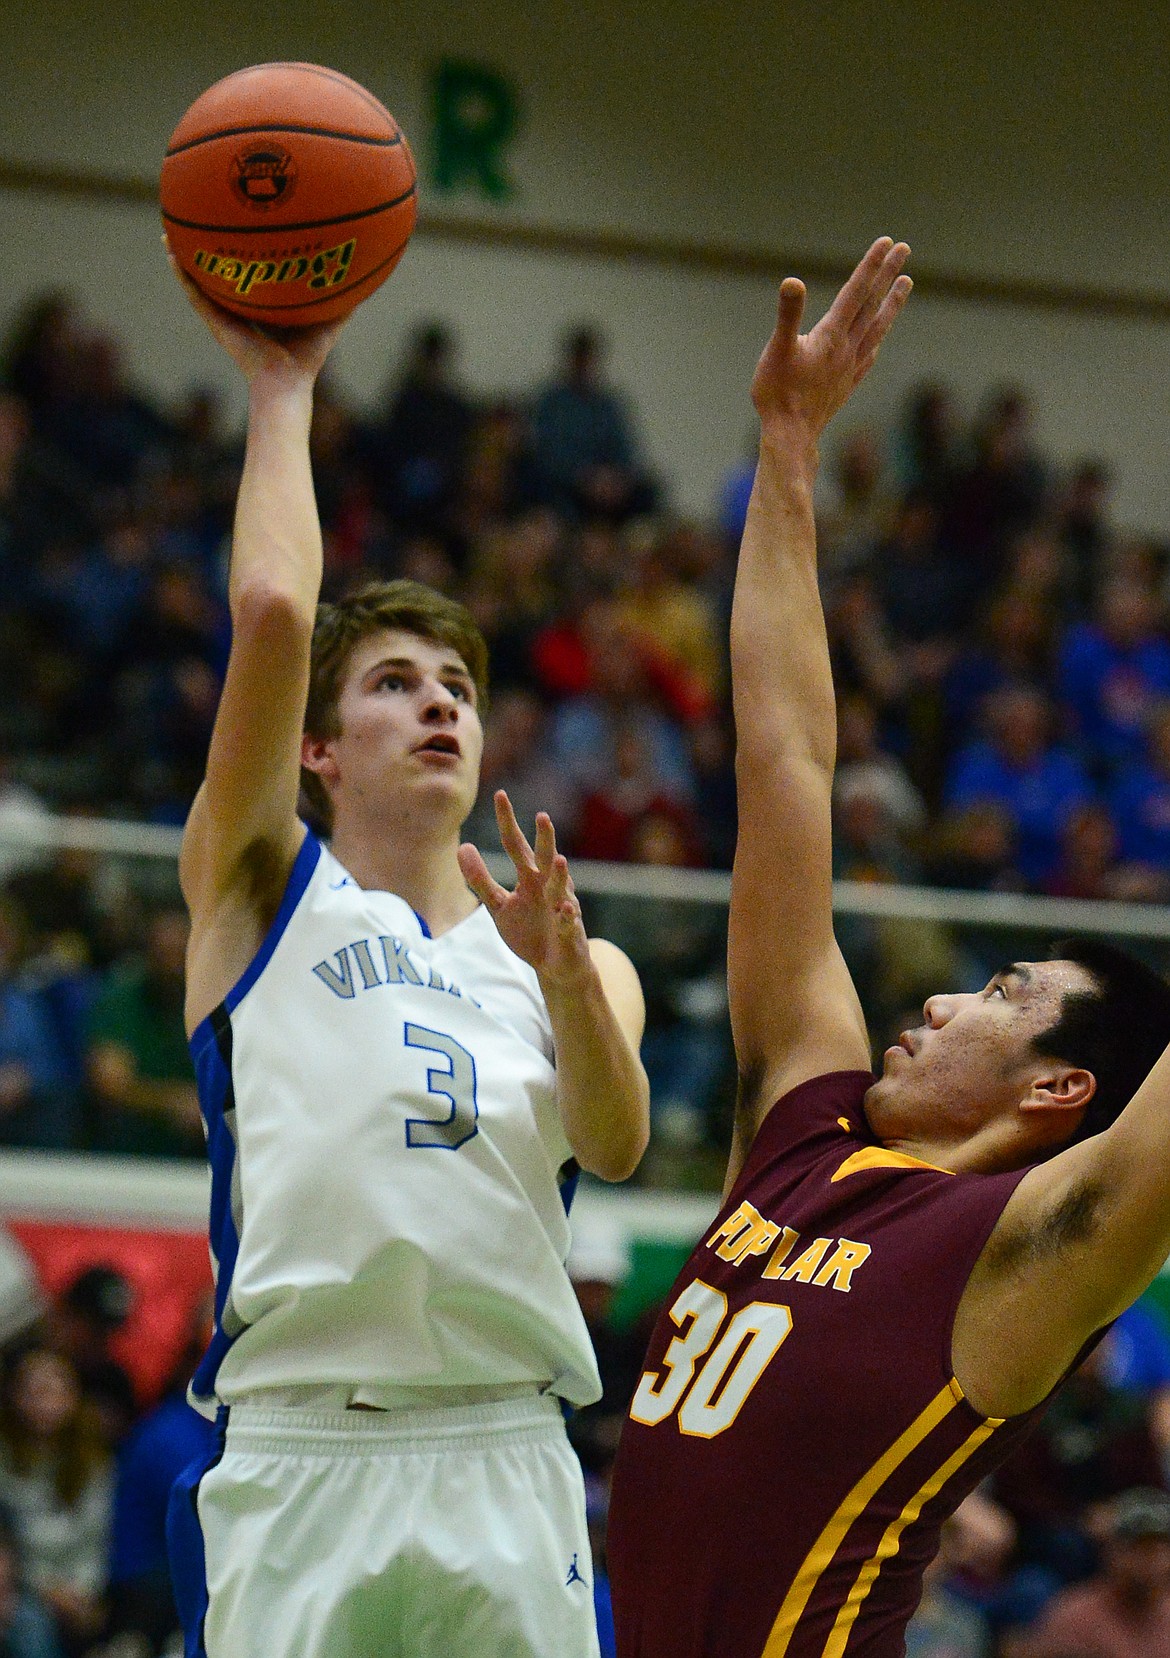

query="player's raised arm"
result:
[728,241,912,1131]
[170,261,343,965]
[956,997,1170,1419]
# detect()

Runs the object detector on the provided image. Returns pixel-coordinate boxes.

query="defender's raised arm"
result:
[727,241,911,1163]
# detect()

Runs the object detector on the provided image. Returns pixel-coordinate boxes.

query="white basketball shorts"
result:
[168,1394,601,1658]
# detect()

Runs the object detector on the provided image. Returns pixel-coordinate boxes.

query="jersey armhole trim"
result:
[188,825,321,1060]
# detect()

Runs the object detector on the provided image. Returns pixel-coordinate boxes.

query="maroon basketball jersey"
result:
[608,1070,1053,1658]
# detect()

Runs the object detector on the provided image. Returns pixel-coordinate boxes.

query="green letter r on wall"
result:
[431,59,520,201]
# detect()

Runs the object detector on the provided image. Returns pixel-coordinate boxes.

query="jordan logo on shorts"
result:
[566,1553,589,1589]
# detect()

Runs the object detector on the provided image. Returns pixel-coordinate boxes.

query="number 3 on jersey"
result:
[403,1023,479,1149]
[630,1280,792,1438]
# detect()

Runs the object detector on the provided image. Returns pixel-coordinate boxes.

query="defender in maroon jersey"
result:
[608,243,1170,1657]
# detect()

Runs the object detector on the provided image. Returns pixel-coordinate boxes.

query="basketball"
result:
[160,62,417,327]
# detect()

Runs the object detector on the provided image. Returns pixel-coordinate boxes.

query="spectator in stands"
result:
[47,1271,136,1450]
[309,382,378,580]
[0,897,76,1151]
[944,684,1093,885]
[592,823,731,1151]
[465,508,563,689]
[0,1234,41,1354]
[905,1509,996,1657]
[1042,802,1126,902]
[944,586,1056,750]
[992,1343,1166,1590]
[565,1215,641,1478]
[365,322,475,543]
[815,426,892,593]
[1045,800,1167,904]
[1098,1304,1170,1489]
[1058,572,1170,775]
[1110,699,1170,880]
[943,386,1047,584]
[42,330,169,497]
[85,907,201,1158]
[925,802,1023,893]
[0,1515,62,1658]
[547,598,696,810]
[27,511,153,685]
[0,1346,112,1655]
[107,1300,215,1656]
[7,830,134,975]
[892,382,959,507]
[688,714,737,870]
[717,436,756,552]
[875,489,969,651]
[1005,1486,1170,1658]
[1057,458,1115,611]
[460,687,576,854]
[530,325,655,522]
[833,691,926,845]
[573,722,701,866]
[614,525,724,716]
[0,296,82,430]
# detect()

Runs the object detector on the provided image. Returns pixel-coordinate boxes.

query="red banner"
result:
[8,1220,212,1406]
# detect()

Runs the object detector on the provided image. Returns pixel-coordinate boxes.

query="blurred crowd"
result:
[3,289,1170,1164]
[0,1234,213,1658]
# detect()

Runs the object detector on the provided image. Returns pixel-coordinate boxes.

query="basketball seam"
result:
[165,123,402,157]
[202,233,413,312]
[257,63,396,121]
[161,182,417,236]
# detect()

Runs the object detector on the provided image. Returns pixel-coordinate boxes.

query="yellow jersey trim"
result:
[830,1147,954,1183]
[818,1418,1001,1658]
[759,1383,959,1657]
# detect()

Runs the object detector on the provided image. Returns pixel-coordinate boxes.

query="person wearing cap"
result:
[1005,1487,1170,1657]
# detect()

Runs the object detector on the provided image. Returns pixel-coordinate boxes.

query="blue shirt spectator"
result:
[1109,701,1170,871]
[109,1390,217,1648]
[1099,1304,1170,1395]
[945,686,1093,885]
[1057,577,1170,773]
[0,901,76,1149]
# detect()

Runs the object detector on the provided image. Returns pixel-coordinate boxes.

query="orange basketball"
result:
[160,62,417,327]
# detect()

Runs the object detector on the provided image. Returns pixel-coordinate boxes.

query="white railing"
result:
[5,810,1170,1250]
[5,811,1170,941]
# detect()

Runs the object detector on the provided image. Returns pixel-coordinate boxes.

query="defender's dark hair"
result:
[1033,938,1170,1145]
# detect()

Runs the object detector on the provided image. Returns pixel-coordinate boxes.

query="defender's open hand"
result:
[458,793,592,988]
[164,237,344,387]
[752,237,912,441]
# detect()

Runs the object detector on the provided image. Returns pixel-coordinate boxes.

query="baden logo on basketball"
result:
[231,146,298,209]
[193,239,356,296]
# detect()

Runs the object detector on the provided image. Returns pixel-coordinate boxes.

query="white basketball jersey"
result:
[188,829,602,1414]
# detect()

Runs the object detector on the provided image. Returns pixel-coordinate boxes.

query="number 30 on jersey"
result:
[629,1280,792,1439]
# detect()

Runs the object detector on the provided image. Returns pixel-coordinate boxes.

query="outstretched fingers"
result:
[494,790,539,877]
[852,273,914,386]
[457,842,509,911]
[822,237,896,334]
[847,242,911,348]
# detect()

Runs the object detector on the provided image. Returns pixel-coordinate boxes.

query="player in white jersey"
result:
[163,260,650,1658]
